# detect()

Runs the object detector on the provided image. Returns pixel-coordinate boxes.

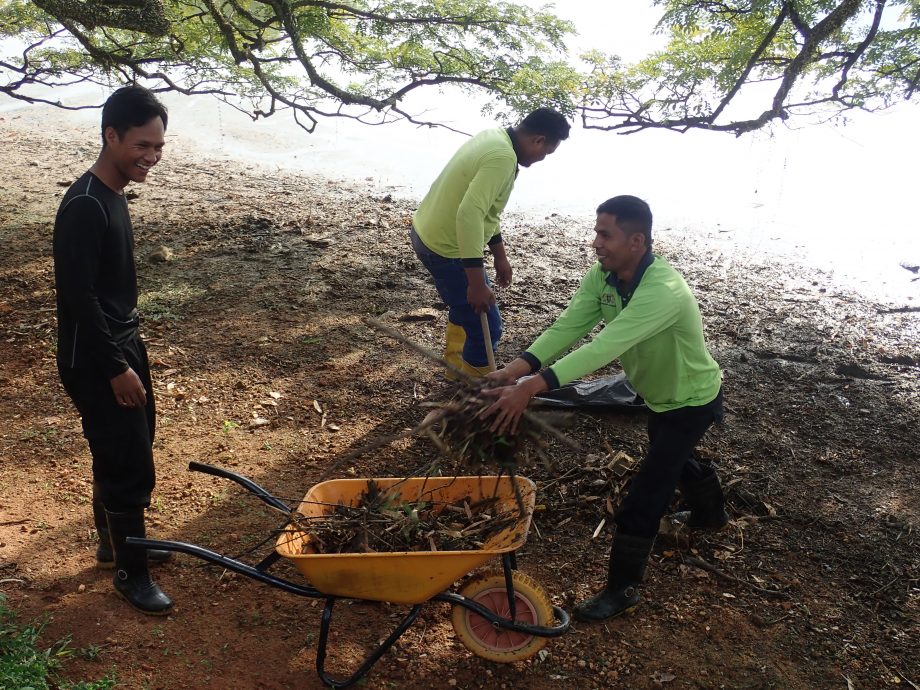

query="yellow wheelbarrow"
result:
[130,463,570,689]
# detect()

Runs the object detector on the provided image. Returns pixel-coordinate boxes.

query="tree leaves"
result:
[1,1,915,134]
[580,0,920,134]
[0,0,577,129]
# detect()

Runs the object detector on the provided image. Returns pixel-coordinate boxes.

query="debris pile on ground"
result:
[533,448,639,531]
[567,448,638,508]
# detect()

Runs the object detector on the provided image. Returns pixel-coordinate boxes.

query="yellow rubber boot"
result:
[443,321,467,380]
[460,360,492,379]
[444,322,493,380]
[457,360,493,379]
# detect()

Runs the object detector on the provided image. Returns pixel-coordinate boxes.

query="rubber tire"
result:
[451,569,554,663]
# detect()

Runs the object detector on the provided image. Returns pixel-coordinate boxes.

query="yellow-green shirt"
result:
[527,257,722,412]
[412,128,517,259]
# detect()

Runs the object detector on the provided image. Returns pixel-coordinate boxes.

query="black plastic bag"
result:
[532,372,645,409]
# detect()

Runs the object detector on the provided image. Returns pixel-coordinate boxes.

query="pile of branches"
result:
[293,480,521,554]
[419,379,573,475]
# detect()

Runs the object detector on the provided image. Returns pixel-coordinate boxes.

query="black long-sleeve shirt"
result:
[54,171,138,379]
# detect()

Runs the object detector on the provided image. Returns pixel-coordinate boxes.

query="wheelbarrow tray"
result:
[275,475,536,605]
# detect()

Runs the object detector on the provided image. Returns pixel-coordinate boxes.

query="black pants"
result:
[58,333,156,511]
[615,389,724,538]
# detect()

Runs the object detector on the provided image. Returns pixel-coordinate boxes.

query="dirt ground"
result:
[1,109,918,690]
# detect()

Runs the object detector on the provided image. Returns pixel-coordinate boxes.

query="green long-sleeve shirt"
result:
[526,256,722,412]
[412,128,517,260]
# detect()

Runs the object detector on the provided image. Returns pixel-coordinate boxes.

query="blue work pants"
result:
[410,226,501,368]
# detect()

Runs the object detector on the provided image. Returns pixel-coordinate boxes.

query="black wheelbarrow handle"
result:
[128,537,571,638]
[188,461,292,513]
[127,537,326,598]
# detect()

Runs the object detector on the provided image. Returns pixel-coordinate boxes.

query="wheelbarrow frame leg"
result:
[254,550,283,572]
[502,552,518,621]
[316,598,423,689]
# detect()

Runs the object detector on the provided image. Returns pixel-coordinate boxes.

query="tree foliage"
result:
[1,0,917,134]
[581,0,920,134]
[0,0,578,131]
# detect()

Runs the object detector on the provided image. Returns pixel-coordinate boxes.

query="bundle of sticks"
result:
[418,381,572,474]
[319,320,581,481]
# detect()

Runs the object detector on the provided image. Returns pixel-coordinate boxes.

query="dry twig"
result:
[683,555,789,598]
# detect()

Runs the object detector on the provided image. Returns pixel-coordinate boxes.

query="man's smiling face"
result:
[592,212,645,274]
[104,116,166,187]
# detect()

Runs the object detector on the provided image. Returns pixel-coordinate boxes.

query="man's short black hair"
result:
[518,108,570,142]
[101,85,168,144]
[597,195,653,247]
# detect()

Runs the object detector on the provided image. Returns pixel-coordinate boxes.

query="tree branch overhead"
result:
[580,0,919,135]
[1,0,916,134]
[1,0,577,131]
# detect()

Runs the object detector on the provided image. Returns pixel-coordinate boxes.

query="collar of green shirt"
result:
[504,127,522,177]
[605,248,655,307]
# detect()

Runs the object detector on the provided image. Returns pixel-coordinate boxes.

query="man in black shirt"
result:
[54,85,172,615]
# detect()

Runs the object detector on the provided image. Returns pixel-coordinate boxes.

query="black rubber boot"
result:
[93,484,171,568]
[673,473,729,530]
[106,508,173,616]
[92,484,116,568]
[574,532,655,622]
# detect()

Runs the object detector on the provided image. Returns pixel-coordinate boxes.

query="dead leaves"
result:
[250,391,284,429]
[651,671,677,685]
[295,481,516,554]
[310,398,340,431]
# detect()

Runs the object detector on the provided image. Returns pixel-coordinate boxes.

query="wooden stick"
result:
[364,317,476,383]
[479,311,496,371]
[683,556,789,598]
[592,517,606,539]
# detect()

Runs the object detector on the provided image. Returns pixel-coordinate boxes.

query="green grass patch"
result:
[137,283,206,321]
[0,594,116,690]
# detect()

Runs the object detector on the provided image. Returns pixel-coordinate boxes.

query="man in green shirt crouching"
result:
[483,195,729,621]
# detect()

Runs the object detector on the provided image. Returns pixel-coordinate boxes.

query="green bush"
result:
[0,594,115,690]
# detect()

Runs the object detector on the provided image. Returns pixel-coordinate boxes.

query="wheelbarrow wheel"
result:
[451,569,553,663]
